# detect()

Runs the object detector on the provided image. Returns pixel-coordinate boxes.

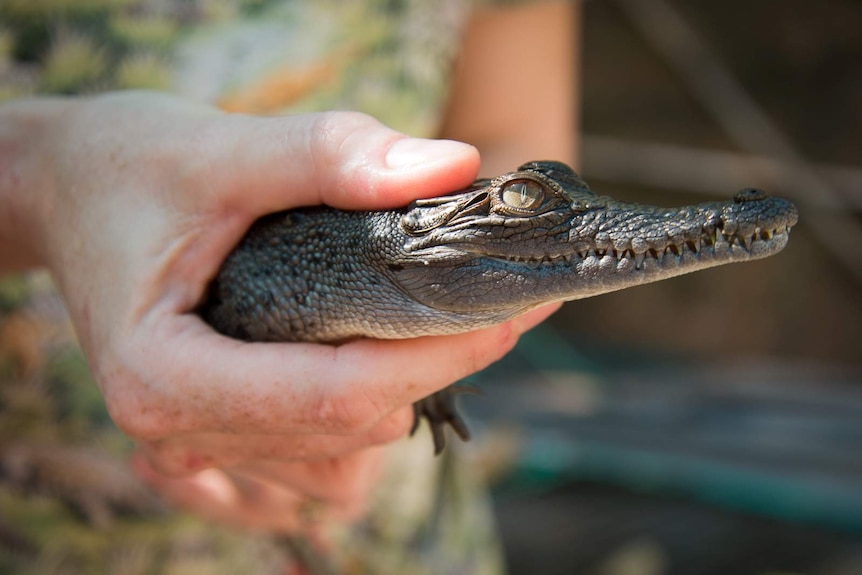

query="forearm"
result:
[439,1,580,175]
[0,97,70,272]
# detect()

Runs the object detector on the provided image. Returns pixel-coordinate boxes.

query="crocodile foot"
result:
[410,384,483,454]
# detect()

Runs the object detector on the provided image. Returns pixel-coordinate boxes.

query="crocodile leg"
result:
[410,384,483,454]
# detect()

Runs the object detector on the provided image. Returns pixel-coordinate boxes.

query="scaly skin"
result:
[202,161,798,451]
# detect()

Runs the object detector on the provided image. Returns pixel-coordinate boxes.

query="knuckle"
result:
[495,321,520,354]
[309,111,394,195]
[102,381,170,442]
[366,409,413,446]
[145,443,216,478]
[96,357,181,442]
[467,322,519,374]
[311,390,378,435]
[310,111,379,160]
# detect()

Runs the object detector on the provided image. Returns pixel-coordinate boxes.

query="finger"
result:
[203,111,481,215]
[159,111,482,322]
[139,408,413,477]
[235,449,384,510]
[133,458,320,532]
[520,302,562,331]
[109,299,550,441]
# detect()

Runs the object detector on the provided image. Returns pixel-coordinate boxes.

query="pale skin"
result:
[0,1,577,532]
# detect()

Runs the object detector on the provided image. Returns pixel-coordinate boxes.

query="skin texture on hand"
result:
[0,92,558,531]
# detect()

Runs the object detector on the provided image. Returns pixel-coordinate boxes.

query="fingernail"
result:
[385,138,474,170]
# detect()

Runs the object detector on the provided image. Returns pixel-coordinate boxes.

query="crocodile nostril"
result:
[734,188,768,203]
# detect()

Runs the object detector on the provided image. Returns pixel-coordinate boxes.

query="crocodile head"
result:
[390,161,798,314]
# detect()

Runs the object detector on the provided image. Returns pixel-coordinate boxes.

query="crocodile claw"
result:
[410,384,483,454]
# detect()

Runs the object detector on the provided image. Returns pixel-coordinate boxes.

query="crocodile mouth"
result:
[485,223,793,270]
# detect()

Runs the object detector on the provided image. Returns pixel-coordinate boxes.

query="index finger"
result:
[103,304,558,441]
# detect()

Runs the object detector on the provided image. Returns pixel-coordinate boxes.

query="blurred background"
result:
[0,0,860,574]
[476,1,862,574]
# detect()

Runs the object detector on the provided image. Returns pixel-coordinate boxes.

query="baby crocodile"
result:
[202,160,798,452]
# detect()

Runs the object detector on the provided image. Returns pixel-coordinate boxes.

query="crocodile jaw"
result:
[499,222,790,299]
[392,209,796,314]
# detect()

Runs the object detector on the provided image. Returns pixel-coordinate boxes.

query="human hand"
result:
[5,92,558,531]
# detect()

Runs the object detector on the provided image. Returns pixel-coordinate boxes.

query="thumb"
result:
[209,111,481,215]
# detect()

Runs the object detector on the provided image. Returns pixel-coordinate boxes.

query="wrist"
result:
[0,97,73,272]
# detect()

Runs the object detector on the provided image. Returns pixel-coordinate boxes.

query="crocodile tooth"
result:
[743,235,753,250]
[634,252,645,269]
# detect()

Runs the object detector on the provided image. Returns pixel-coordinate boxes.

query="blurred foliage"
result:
[114,52,171,89]
[0,27,13,64]
[41,30,107,93]
[0,276,30,313]
[0,272,288,572]
[0,485,285,574]
[0,0,281,99]
[0,1,478,572]
[109,14,178,49]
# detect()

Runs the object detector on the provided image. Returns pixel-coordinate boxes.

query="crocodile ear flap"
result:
[401,201,465,234]
[402,188,490,235]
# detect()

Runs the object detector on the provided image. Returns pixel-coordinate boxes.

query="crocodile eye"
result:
[501,180,544,210]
